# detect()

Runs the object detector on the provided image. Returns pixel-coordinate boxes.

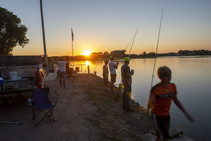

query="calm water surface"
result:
[72,56,211,140]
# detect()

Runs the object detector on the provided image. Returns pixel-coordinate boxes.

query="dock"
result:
[0,74,193,141]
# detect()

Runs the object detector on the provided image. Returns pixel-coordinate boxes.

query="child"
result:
[147,66,194,140]
[103,60,109,89]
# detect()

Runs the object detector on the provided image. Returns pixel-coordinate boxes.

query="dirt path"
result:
[0,74,156,141]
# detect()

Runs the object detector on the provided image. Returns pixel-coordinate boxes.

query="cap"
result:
[124,57,130,62]
[109,56,113,59]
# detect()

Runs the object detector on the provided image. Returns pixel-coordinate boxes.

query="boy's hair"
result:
[157,66,171,79]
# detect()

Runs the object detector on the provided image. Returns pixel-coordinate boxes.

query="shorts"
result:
[152,113,170,140]
[110,74,116,83]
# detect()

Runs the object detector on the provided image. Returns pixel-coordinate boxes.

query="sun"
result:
[83,50,92,56]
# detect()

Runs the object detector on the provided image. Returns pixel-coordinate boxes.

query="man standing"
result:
[109,56,118,93]
[57,58,66,88]
[121,57,134,112]
[103,60,109,89]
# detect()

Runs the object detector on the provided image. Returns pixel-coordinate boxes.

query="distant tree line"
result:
[177,49,211,56]
[48,49,211,61]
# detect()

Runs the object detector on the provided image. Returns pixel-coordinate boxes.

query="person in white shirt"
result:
[109,56,118,93]
[57,58,66,88]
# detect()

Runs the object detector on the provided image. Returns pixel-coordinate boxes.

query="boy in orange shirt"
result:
[148,66,194,140]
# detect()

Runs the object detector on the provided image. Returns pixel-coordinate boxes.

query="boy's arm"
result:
[173,95,194,122]
[147,91,155,114]
[148,92,155,106]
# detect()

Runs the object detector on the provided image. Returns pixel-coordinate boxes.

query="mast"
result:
[40,0,48,72]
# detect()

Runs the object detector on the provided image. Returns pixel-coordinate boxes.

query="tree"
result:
[0,7,29,55]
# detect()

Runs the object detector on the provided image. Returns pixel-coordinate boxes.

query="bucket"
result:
[0,77,3,91]
[9,71,18,80]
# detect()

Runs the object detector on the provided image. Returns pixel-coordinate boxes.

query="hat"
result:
[109,56,113,59]
[124,57,130,62]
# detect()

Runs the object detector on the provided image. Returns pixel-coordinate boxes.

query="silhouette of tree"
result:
[0,7,29,55]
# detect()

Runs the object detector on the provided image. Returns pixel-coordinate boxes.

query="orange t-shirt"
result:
[151,83,177,116]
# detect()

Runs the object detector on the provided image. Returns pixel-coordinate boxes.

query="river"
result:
[71,56,211,140]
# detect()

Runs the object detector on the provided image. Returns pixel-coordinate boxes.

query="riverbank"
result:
[0,74,193,140]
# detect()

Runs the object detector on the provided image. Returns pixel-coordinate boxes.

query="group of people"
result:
[103,56,194,140]
[103,56,134,112]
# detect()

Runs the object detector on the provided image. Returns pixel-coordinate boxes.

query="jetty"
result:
[0,73,193,141]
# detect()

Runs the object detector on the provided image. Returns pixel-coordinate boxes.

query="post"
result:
[40,0,48,72]
[71,28,74,70]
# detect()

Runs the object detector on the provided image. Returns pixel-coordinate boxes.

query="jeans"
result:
[59,71,66,88]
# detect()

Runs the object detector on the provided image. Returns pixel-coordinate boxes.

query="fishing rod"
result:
[124,35,134,50]
[115,30,138,102]
[93,30,138,75]
[147,9,164,114]
[128,30,138,57]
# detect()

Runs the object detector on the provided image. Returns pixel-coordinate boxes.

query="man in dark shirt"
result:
[121,57,134,112]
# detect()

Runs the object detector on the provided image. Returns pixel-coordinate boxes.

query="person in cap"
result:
[103,60,109,89]
[109,56,118,93]
[121,57,134,112]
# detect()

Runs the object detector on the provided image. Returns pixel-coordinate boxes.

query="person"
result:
[109,56,118,93]
[147,66,194,140]
[57,58,66,88]
[36,64,45,88]
[103,60,109,89]
[121,57,134,112]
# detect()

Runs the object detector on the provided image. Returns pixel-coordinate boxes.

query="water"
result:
[71,56,211,140]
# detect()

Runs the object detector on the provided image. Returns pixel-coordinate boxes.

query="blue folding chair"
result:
[32,87,58,126]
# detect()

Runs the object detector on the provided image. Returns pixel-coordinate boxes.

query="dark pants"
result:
[123,85,132,111]
[103,75,108,87]
[152,113,170,140]
[110,74,116,93]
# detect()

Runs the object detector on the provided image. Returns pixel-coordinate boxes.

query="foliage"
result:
[0,7,29,55]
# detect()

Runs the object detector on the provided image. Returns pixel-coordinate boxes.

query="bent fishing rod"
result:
[115,30,138,102]
[128,30,138,57]
[124,30,138,51]
[147,9,164,115]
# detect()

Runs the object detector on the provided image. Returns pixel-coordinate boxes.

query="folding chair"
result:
[32,87,58,126]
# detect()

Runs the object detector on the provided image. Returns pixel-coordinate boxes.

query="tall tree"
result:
[0,7,29,55]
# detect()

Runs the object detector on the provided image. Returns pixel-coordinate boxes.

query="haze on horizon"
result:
[1,0,210,56]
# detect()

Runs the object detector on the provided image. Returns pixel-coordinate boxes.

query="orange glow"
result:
[83,50,92,56]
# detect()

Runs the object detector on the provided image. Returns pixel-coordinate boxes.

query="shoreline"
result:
[0,73,193,140]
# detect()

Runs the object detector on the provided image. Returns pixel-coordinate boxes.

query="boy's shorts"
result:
[110,74,116,83]
[152,113,170,140]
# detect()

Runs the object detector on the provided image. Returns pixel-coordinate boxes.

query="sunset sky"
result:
[1,0,211,56]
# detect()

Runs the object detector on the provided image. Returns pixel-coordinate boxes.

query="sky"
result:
[0,0,211,56]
